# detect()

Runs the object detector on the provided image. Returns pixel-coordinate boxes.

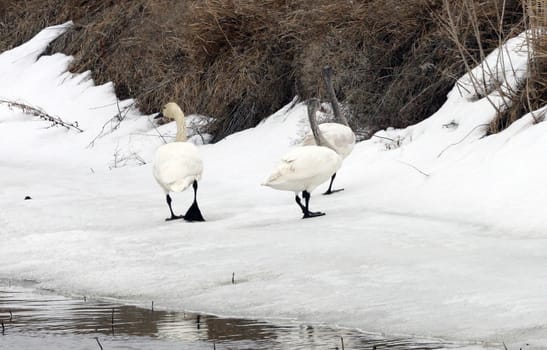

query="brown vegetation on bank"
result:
[0,0,542,141]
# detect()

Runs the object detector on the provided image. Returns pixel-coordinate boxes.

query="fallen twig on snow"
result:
[396,160,430,177]
[437,123,489,158]
[0,99,83,133]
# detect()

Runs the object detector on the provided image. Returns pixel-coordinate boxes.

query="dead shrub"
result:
[0,0,529,141]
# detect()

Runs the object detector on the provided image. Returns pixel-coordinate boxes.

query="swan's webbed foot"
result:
[302,211,325,219]
[165,214,184,221]
[296,191,325,219]
[164,194,184,221]
[323,188,344,195]
[322,174,343,195]
[184,200,205,222]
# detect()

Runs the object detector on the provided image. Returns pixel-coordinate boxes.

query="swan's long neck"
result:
[175,114,187,142]
[307,98,335,150]
[336,108,350,127]
[322,66,349,127]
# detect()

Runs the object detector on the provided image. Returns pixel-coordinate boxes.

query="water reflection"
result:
[0,280,483,350]
[204,317,278,342]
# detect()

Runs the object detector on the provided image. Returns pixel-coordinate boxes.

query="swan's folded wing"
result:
[262,146,341,191]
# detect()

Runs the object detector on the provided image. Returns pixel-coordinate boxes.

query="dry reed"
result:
[0,0,535,140]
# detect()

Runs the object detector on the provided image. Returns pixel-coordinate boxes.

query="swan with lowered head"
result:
[301,67,355,195]
[153,102,205,222]
[262,99,342,219]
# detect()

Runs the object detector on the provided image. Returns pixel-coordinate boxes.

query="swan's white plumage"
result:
[302,123,355,159]
[153,102,203,194]
[153,142,202,193]
[263,145,342,193]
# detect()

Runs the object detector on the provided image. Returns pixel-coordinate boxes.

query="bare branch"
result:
[396,160,430,177]
[437,123,489,158]
[0,99,83,133]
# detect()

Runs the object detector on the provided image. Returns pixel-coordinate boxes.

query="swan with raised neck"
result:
[262,99,342,219]
[302,98,355,195]
[153,102,205,222]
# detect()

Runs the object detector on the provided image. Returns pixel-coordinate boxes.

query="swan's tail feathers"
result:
[262,161,293,188]
[169,178,195,192]
[262,171,282,187]
[262,170,276,186]
[261,175,275,187]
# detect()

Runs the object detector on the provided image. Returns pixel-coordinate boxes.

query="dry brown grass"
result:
[0,0,532,140]
[523,0,547,123]
[438,0,545,134]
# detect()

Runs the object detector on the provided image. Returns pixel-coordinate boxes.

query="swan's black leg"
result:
[295,194,307,216]
[301,190,325,219]
[323,173,344,195]
[165,194,184,221]
[184,180,205,222]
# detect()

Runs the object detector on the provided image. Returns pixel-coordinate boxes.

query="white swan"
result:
[301,68,355,194]
[153,102,205,222]
[263,99,342,218]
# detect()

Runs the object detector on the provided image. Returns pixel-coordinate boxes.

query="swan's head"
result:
[155,102,188,142]
[156,102,184,122]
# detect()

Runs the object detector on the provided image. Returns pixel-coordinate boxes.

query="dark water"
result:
[0,279,479,350]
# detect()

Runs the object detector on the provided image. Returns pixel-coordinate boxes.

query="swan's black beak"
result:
[154,111,170,125]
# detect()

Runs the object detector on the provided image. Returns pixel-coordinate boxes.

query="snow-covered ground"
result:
[1,23,546,348]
